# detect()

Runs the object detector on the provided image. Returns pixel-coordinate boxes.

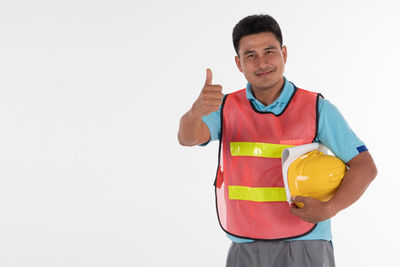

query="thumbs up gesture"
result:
[191,69,224,117]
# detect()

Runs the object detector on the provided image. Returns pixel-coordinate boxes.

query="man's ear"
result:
[282,45,287,64]
[235,55,243,72]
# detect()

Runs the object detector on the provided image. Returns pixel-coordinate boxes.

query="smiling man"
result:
[234,31,287,106]
[178,14,377,267]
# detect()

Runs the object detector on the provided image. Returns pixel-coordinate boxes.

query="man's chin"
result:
[251,77,283,91]
[251,81,276,91]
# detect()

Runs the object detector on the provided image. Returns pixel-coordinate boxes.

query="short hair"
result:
[232,14,283,55]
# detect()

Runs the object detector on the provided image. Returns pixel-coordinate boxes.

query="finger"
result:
[209,104,222,110]
[205,108,221,115]
[292,196,307,208]
[203,91,224,100]
[205,68,213,86]
[205,101,222,108]
[200,92,222,101]
[204,102,222,109]
[204,84,223,92]
[203,104,222,112]
[293,196,307,203]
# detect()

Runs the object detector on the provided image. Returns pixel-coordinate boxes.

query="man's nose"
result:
[256,56,269,68]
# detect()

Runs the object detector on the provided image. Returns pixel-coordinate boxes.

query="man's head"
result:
[233,15,287,93]
[233,14,283,56]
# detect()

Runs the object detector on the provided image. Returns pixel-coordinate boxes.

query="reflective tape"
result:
[228,186,287,202]
[230,142,295,158]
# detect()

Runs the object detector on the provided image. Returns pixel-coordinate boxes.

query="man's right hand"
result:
[191,69,224,117]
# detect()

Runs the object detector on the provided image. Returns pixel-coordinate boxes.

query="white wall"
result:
[0,0,398,266]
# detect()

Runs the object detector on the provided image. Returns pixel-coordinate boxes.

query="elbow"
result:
[364,157,378,183]
[177,132,194,147]
[370,163,378,181]
[177,133,187,146]
[353,151,378,182]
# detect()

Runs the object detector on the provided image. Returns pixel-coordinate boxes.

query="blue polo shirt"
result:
[201,77,366,243]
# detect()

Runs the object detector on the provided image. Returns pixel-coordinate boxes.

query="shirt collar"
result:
[245,77,295,111]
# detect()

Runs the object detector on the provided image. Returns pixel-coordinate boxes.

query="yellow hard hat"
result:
[287,150,347,207]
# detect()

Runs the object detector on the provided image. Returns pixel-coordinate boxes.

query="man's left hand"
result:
[290,196,335,223]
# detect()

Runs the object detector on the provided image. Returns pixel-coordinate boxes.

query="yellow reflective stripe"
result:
[228,186,287,202]
[230,142,295,158]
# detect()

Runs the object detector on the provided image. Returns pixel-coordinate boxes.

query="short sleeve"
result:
[316,98,367,163]
[199,107,222,146]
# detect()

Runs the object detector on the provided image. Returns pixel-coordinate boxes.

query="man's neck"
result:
[251,78,285,106]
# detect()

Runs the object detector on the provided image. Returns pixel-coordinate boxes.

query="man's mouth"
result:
[255,69,275,77]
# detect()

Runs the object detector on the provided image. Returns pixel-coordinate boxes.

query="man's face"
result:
[235,32,287,91]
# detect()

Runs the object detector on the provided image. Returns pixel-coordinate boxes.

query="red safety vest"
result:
[214,87,320,240]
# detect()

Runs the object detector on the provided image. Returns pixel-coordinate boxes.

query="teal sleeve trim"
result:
[357,145,368,153]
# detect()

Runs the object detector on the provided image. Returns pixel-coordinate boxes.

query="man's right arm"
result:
[178,69,223,146]
[178,110,211,146]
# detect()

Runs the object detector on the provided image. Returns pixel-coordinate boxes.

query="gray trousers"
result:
[226,240,335,267]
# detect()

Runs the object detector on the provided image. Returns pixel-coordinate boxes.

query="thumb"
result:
[205,68,213,86]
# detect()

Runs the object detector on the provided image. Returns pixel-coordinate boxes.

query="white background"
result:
[0,0,399,266]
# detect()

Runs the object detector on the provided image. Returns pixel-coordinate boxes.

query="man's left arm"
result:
[290,150,377,223]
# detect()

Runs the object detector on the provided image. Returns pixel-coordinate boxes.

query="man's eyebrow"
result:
[243,46,277,55]
[264,46,277,50]
[243,50,255,55]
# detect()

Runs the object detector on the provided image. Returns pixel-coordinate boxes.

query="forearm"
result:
[326,151,377,216]
[291,151,378,223]
[177,69,222,147]
[178,109,209,146]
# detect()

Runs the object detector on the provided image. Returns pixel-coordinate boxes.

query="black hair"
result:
[232,14,283,55]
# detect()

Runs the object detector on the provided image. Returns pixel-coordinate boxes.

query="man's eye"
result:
[247,54,255,58]
[266,50,273,55]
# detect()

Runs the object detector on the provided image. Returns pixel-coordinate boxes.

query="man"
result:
[178,14,377,267]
